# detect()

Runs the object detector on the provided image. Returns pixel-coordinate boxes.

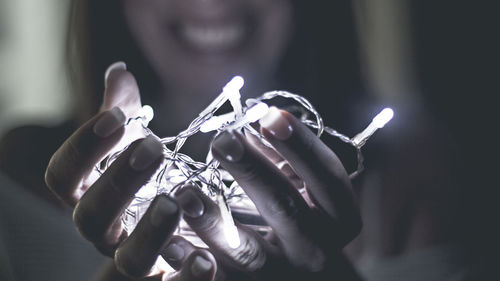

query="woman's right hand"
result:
[44,62,217,281]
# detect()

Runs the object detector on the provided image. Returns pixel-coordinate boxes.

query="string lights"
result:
[96,76,394,252]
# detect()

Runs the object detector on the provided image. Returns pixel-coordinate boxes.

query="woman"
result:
[2,1,364,280]
[2,0,488,280]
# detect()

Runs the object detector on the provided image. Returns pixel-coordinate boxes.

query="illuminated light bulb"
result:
[142,105,155,124]
[113,77,388,258]
[225,76,244,118]
[200,112,236,133]
[224,76,244,92]
[352,107,394,147]
[225,102,269,131]
[372,108,394,128]
[201,102,268,133]
[199,76,245,117]
[216,194,241,249]
[245,102,269,123]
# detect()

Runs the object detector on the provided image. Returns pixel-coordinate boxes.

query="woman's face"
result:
[122,0,293,98]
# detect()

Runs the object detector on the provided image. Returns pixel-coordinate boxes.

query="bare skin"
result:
[45,65,363,281]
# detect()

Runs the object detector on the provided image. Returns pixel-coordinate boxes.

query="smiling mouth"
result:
[170,17,255,57]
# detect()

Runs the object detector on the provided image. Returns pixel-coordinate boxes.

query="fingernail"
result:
[191,256,213,278]
[211,131,244,162]
[163,243,185,262]
[175,189,204,218]
[129,135,163,171]
[259,106,293,140]
[104,61,127,87]
[93,107,126,138]
[150,195,178,227]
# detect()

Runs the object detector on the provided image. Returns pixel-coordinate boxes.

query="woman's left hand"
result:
[169,108,363,281]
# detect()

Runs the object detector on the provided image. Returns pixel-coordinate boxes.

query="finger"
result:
[91,260,158,281]
[167,250,217,281]
[115,195,180,279]
[45,107,126,205]
[45,62,142,206]
[259,108,361,240]
[161,236,198,271]
[102,62,148,151]
[102,61,142,116]
[73,135,164,255]
[245,131,304,190]
[175,185,270,272]
[210,132,326,272]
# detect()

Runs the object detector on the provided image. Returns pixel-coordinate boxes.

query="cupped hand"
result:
[45,62,217,281]
[172,107,363,281]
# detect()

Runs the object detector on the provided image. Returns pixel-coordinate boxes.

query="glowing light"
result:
[372,108,394,128]
[225,76,244,118]
[142,105,155,123]
[352,107,395,147]
[101,75,394,254]
[200,102,268,133]
[245,102,269,123]
[217,194,241,249]
[224,76,244,92]
[199,76,245,117]
[200,112,235,133]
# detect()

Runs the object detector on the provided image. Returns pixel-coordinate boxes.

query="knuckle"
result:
[114,247,149,278]
[45,141,82,195]
[93,240,116,257]
[196,210,223,233]
[266,192,300,220]
[72,203,93,238]
[233,163,261,183]
[230,237,267,272]
[73,202,103,242]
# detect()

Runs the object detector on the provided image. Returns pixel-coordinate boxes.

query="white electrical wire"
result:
[95,77,393,249]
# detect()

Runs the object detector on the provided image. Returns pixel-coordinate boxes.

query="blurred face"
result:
[122,0,293,98]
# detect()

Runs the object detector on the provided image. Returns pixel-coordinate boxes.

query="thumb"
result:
[101,61,148,149]
[102,61,142,119]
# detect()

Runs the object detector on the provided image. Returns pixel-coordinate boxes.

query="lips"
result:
[171,17,254,56]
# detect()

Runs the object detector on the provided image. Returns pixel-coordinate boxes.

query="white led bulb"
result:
[225,76,244,118]
[245,102,269,123]
[372,108,394,128]
[216,194,241,249]
[352,107,394,147]
[200,112,236,133]
[199,76,245,117]
[138,105,154,126]
[224,76,244,93]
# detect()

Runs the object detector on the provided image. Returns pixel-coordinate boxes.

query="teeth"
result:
[181,24,245,51]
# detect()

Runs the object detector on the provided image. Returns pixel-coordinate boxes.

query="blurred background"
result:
[0,0,420,134]
[1,0,493,134]
[0,0,71,133]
